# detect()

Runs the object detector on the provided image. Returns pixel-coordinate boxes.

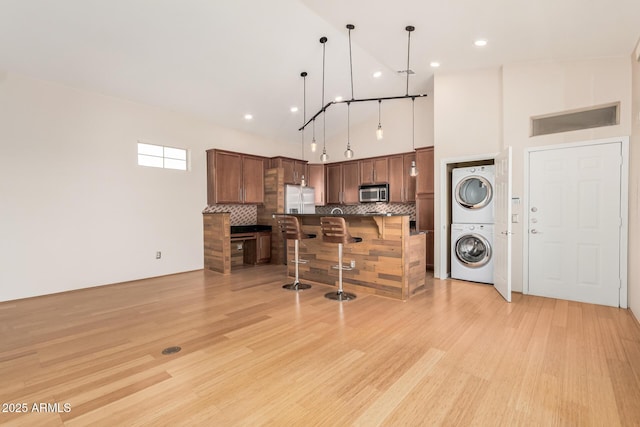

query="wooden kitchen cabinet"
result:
[404,152,417,202]
[270,156,308,185]
[415,147,434,194]
[416,193,434,270]
[325,164,342,204]
[308,164,325,205]
[207,149,265,204]
[342,161,360,204]
[360,157,388,184]
[325,161,359,204]
[256,232,271,264]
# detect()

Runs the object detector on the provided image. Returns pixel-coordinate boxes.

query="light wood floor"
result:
[1,266,640,426]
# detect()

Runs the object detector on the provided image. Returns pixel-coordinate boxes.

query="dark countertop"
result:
[230,225,272,234]
[274,213,409,217]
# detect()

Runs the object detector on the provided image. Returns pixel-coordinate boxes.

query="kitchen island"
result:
[278,214,426,300]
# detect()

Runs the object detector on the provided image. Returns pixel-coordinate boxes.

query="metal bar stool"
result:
[276,215,315,291]
[320,216,362,301]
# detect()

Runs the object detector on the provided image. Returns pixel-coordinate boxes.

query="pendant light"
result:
[409,97,419,177]
[344,24,355,159]
[300,71,307,186]
[344,102,354,159]
[310,119,317,152]
[376,99,384,140]
[319,36,329,163]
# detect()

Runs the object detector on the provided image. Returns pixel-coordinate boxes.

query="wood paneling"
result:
[257,168,284,264]
[287,215,424,300]
[203,213,230,274]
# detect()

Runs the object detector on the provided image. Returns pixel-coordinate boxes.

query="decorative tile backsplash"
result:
[204,202,416,225]
[202,205,257,225]
[316,203,416,220]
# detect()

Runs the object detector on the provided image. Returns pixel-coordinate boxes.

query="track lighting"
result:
[297,25,426,162]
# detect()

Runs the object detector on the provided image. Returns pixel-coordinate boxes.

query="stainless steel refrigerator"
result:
[285,185,316,214]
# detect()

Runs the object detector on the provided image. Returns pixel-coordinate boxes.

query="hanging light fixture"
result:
[344,24,355,159]
[319,36,329,163]
[376,99,384,140]
[297,25,427,160]
[310,119,317,152]
[300,71,307,186]
[345,102,354,159]
[409,97,419,177]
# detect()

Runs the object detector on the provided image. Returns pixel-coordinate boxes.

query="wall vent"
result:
[530,102,619,137]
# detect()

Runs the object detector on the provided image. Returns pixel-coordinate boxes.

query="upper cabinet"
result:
[308,164,325,206]
[360,158,388,184]
[270,157,308,185]
[415,147,434,194]
[207,149,265,205]
[326,161,360,205]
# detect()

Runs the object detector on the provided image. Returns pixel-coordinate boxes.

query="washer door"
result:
[455,176,493,210]
[455,233,492,267]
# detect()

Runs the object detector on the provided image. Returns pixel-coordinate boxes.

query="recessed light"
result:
[244,114,253,120]
[474,39,488,47]
[335,96,343,102]
[430,61,440,68]
[373,71,382,78]
[290,106,299,113]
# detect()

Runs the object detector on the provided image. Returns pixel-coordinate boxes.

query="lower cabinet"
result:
[237,232,272,265]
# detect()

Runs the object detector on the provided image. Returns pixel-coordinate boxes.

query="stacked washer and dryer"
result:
[451,165,495,284]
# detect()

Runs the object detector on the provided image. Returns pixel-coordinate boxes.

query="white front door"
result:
[494,147,512,302]
[528,142,622,307]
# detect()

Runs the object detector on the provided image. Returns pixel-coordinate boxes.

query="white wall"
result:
[630,43,640,320]
[432,57,634,298]
[432,67,504,278]
[502,57,632,293]
[0,71,281,302]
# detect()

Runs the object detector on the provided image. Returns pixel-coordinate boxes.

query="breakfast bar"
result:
[279,213,426,300]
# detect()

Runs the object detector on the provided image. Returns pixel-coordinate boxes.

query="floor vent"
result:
[162,346,182,355]
[530,102,619,137]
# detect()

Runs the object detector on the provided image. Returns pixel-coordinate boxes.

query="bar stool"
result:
[320,216,362,301]
[276,215,315,291]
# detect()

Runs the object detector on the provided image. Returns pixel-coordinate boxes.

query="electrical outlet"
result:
[156,251,161,259]
[350,260,356,268]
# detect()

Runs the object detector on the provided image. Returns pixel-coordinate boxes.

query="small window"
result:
[530,102,619,137]
[137,142,187,170]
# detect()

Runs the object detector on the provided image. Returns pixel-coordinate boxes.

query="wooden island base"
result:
[282,214,426,300]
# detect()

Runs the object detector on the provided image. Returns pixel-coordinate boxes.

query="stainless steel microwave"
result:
[359,184,389,203]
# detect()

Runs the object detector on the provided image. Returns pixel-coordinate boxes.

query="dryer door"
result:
[455,176,493,210]
[455,234,492,268]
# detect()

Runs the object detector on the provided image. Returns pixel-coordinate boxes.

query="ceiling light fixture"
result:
[474,39,487,47]
[334,96,343,102]
[299,25,427,160]
[290,106,299,113]
[319,36,329,163]
[244,113,253,120]
[409,97,418,177]
[376,99,384,140]
[373,70,382,78]
[430,61,440,68]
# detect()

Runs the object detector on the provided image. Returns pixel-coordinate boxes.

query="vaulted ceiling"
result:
[1,0,639,145]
